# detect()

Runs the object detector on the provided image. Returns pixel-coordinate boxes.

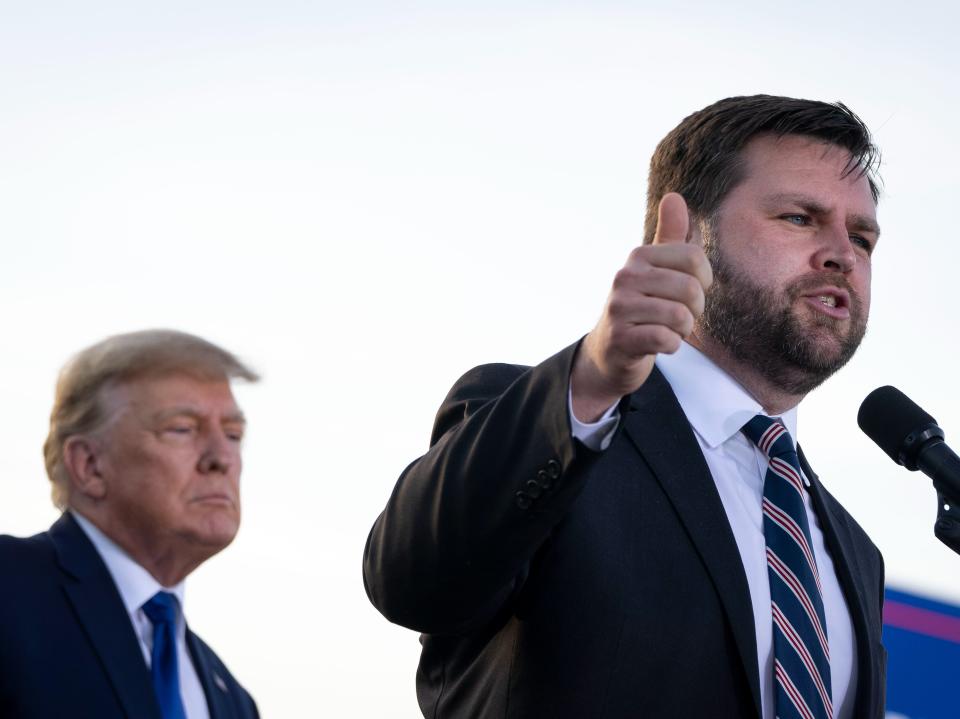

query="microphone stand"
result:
[934,490,960,555]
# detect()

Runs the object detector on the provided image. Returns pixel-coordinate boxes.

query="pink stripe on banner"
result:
[884,600,960,644]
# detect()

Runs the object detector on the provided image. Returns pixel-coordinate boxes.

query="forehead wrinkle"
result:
[153,406,202,421]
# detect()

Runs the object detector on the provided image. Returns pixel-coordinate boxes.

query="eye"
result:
[782,214,810,226]
[224,425,246,442]
[162,421,197,437]
[850,235,873,253]
[165,425,194,435]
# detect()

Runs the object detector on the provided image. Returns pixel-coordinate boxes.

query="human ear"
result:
[62,436,107,500]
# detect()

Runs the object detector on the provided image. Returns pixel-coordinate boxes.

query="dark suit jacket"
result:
[364,341,886,718]
[0,512,259,719]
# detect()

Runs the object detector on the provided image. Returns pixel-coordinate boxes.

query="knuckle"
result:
[702,262,715,288]
[607,295,627,318]
[612,267,637,291]
[691,292,706,318]
[695,253,713,283]
[668,302,690,328]
[668,243,692,263]
[626,246,649,264]
[679,245,703,268]
[652,326,682,354]
[681,275,703,305]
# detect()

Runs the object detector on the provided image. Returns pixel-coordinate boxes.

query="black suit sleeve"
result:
[363,340,608,635]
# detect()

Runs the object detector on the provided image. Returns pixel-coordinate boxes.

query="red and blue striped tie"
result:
[742,415,833,719]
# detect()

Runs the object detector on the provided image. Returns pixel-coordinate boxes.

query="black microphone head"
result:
[858,385,941,469]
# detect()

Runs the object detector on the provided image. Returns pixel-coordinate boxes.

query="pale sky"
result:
[2,2,959,715]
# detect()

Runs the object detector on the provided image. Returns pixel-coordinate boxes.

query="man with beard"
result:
[364,95,886,719]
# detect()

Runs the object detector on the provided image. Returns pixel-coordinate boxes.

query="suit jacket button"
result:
[545,459,561,479]
[525,480,543,499]
[536,469,552,490]
[515,492,532,510]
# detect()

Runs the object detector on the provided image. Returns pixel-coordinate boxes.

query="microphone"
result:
[858,385,960,553]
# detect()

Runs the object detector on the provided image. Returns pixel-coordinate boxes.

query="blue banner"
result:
[884,587,960,718]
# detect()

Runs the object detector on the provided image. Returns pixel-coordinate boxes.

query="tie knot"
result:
[143,591,179,627]
[741,414,795,459]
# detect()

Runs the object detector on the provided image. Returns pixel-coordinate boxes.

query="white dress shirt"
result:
[570,341,857,719]
[72,512,211,719]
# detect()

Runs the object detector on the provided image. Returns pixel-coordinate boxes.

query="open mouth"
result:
[801,287,851,318]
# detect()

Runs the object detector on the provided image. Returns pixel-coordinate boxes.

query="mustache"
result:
[787,272,858,304]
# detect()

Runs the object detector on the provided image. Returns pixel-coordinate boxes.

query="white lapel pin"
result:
[214,674,229,693]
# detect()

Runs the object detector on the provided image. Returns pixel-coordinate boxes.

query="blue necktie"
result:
[742,415,833,719]
[142,591,188,719]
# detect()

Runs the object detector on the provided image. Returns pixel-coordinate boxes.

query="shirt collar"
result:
[655,341,799,449]
[71,511,186,617]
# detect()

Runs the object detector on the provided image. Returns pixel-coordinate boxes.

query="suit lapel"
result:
[186,630,232,719]
[51,514,162,719]
[621,370,762,718]
[797,448,882,717]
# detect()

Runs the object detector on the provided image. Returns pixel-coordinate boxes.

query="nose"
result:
[198,430,236,474]
[812,219,856,273]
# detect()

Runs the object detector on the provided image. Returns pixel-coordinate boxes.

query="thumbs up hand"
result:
[571,193,714,422]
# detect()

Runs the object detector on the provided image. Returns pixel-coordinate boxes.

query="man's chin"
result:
[186,511,240,551]
[787,308,865,362]
[794,337,851,369]
[776,335,863,393]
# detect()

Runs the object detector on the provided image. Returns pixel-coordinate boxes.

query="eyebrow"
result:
[153,406,247,425]
[764,193,881,237]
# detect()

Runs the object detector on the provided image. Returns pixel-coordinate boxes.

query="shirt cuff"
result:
[568,384,621,451]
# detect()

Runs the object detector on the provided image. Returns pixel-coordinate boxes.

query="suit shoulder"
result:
[430,362,532,445]
[0,530,56,573]
[0,532,60,624]
[446,362,532,402]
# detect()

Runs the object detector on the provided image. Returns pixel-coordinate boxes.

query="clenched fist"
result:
[571,193,713,422]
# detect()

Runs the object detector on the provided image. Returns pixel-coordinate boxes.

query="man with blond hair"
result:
[0,329,260,719]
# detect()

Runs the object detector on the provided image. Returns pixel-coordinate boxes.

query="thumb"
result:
[652,192,690,245]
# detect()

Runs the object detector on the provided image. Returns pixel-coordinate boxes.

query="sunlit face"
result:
[95,373,246,563]
[696,134,880,395]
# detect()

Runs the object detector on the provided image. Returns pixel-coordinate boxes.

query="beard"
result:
[698,236,868,397]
